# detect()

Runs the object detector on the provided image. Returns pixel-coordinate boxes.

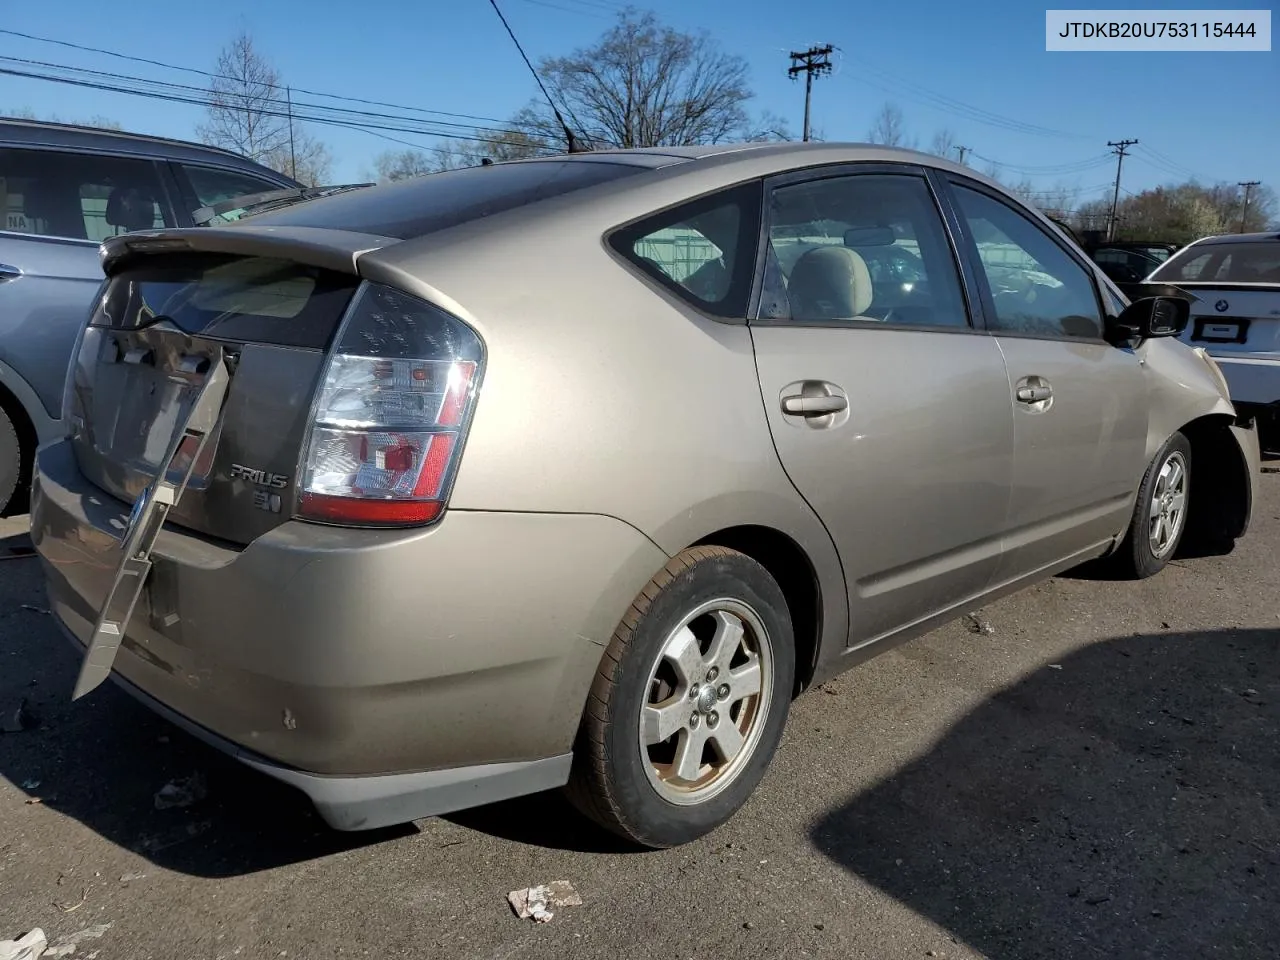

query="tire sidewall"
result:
[0,407,20,516]
[602,553,795,847]
[1131,431,1192,577]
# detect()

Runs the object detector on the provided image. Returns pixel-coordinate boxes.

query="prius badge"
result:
[230,463,288,514]
[230,463,290,488]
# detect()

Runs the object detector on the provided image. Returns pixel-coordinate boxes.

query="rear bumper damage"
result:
[1207,353,1280,408]
[31,439,666,829]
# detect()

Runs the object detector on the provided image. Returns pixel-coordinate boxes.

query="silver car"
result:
[30,143,1258,848]
[0,118,298,514]
[1147,231,1280,445]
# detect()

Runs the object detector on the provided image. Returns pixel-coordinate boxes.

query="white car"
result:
[1147,232,1280,443]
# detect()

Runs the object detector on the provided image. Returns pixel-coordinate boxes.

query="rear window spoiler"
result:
[100,225,401,277]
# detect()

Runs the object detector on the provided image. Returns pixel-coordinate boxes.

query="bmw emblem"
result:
[1215,299,1229,313]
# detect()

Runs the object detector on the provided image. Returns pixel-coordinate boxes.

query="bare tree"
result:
[521,10,762,149]
[928,128,957,159]
[6,107,121,129]
[374,149,436,183]
[867,102,910,147]
[430,125,551,171]
[742,111,793,143]
[197,31,331,184]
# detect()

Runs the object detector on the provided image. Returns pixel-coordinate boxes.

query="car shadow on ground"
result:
[0,529,626,876]
[810,627,1280,960]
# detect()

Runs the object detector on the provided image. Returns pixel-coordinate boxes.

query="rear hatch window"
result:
[1150,241,1280,285]
[92,254,360,348]
[67,255,362,545]
[244,158,648,240]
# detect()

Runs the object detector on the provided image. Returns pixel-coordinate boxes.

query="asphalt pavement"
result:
[1,472,1277,960]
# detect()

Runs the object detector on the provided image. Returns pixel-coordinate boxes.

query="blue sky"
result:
[3,0,1276,204]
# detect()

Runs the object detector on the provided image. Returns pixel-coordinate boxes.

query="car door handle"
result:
[781,394,848,416]
[0,263,21,282]
[1015,383,1053,404]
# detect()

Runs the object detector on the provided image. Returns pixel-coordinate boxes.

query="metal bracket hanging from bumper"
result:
[71,349,231,700]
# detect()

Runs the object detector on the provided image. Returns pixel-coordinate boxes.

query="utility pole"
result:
[1106,139,1137,241]
[788,45,834,142]
[1238,180,1261,232]
[286,86,297,180]
[955,145,970,165]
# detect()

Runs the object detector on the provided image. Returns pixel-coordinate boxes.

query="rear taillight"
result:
[298,283,484,527]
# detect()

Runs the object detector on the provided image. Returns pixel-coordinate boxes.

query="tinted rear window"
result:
[247,159,648,240]
[1150,240,1280,284]
[95,255,361,349]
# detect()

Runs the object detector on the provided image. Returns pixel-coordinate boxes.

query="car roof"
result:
[244,140,1031,250]
[1189,231,1280,246]
[515,140,974,172]
[0,117,299,182]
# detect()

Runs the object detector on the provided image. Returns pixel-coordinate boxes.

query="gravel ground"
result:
[1,472,1277,960]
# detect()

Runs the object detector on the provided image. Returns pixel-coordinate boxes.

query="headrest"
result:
[106,185,157,232]
[787,246,873,321]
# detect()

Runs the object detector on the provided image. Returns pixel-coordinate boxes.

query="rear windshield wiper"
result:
[192,183,375,227]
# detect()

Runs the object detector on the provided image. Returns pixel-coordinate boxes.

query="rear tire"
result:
[566,546,795,849]
[1111,431,1192,579]
[0,406,21,516]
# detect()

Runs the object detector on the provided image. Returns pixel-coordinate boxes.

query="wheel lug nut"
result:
[707,667,719,682]
[707,711,719,728]
[717,684,730,699]
[689,713,700,729]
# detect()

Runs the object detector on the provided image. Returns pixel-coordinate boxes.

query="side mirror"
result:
[1106,294,1190,343]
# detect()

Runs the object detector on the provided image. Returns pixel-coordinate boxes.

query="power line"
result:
[0,55,540,141]
[787,45,834,143]
[969,150,1113,175]
[0,28,515,128]
[1106,139,1138,241]
[0,65,561,154]
[1136,143,1202,181]
[841,56,1089,140]
[517,0,613,18]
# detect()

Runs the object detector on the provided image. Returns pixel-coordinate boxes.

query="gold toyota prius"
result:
[31,143,1258,848]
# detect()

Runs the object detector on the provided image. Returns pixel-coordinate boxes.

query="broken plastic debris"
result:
[0,928,47,960]
[508,881,582,922]
[964,613,995,635]
[119,872,146,883]
[20,780,40,790]
[154,772,207,810]
[1,700,39,733]
[1048,664,1063,670]
[19,605,49,615]
[42,923,111,958]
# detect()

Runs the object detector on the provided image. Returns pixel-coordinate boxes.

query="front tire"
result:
[567,546,795,848]
[0,406,22,516]
[1113,431,1192,579]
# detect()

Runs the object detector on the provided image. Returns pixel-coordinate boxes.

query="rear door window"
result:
[0,147,173,241]
[177,164,291,219]
[760,172,969,328]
